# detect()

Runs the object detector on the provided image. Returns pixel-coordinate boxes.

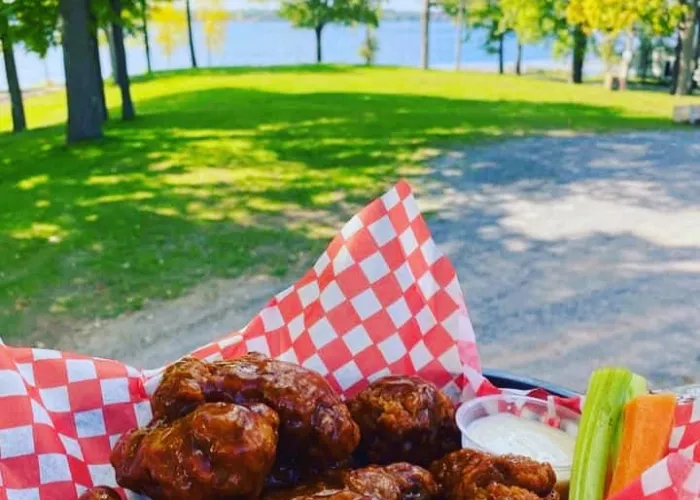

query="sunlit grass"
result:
[0,65,697,341]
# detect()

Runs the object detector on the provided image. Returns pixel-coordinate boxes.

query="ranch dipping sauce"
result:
[463,413,576,481]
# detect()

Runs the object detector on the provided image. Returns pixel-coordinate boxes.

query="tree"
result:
[500,0,581,77]
[676,0,698,94]
[0,4,26,133]
[88,9,108,121]
[200,0,227,66]
[109,0,135,118]
[152,3,187,67]
[59,0,104,142]
[471,0,507,74]
[360,24,378,64]
[279,0,378,63]
[185,0,197,67]
[140,0,152,73]
[567,0,685,89]
[421,0,430,68]
[453,0,465,70]
[500,0,545,75]
[441,0,507,73]
[571,24,587,83]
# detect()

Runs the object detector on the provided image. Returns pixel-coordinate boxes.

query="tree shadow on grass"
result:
[0,87,675,341]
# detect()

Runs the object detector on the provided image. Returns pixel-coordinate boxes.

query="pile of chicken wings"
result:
[79,353,559,500]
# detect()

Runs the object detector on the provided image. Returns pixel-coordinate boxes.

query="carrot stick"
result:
[607,393,676,497]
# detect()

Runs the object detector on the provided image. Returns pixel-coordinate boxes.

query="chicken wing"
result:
[493,455,556,496]
[348,375,460,466]
[152,354,359,471]
[111,402,279,500]
[339,463,438,499]
[78,487,121,500]
[280,490,372,500]
[430,449,558,500]
[480,483,543,500]
[430,449,504,499]
[264,463,437,500]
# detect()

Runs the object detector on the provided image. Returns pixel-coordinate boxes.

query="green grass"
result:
[1,65,697,340]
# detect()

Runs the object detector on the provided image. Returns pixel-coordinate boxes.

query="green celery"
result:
[570,367,633,500]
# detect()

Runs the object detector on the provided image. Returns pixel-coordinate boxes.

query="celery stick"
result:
[610,373,648,468]
[570,368,632,500]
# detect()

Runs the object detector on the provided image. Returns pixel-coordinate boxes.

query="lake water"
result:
[2,20,599,90]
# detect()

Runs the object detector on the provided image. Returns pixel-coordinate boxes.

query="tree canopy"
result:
[279,0,378,31]
[566,0,685,37]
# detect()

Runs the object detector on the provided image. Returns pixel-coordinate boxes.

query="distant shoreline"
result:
[197,9,452,23]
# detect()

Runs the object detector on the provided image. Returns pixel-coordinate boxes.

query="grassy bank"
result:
[0,65,694,340]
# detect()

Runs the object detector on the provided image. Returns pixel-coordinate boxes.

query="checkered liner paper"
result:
[0,181,698,500]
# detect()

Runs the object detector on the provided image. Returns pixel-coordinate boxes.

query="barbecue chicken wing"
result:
[281,490,372,500]
[152,354,359,471]
[430,449,504,499]
[493,455,556,496]
[430,449,557,500]
[477,483,543,500]
[78,487,121,500]
[264,463,438,500]
[348,375,460,466]
[111,402,279,500]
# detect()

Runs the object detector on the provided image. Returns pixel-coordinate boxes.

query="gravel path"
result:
[52,131,700,392]
[425,131,700,391]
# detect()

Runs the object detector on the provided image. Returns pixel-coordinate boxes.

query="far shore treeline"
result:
[1,0,699,143]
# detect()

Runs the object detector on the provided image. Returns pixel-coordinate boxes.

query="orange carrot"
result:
[607,393,676,497]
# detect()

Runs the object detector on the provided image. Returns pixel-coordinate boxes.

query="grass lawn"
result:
[1,65,696,341]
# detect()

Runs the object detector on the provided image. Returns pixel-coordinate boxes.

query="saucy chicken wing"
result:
[282,490,372,500]
[478,483,543,500]
[430,449,557,500]
[264,463,438,500]
[430,449,504,499]
[348,375,460,466]
[152,354,359,470]
[78,487,121,500]
[111,402,279,500]
[493,455,556,496]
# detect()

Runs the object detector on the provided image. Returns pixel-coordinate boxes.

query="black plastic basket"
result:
[483,369,580,398]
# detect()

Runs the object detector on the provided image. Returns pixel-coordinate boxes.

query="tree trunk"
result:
[140,0,152,74]
[0,27,26,133]
[571,25,586,84]
[363,24,372,65]
[59,0,103,142]
[637,34,652,83]
[515,41,522,75]
[89,22,108,122]
[670,32,682,93]
[314,24,323,63]
[420,0,430,69]
[692,11,700,91]
[110,0,135,120]
[617,32,634,91]
[677,0,699,95]
[454,0,465,71]
[105,27,117,79]
[498,32,504,74]
[185,0,198,68]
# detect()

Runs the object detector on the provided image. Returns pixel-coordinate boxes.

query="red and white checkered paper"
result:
[0,181,698,500]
